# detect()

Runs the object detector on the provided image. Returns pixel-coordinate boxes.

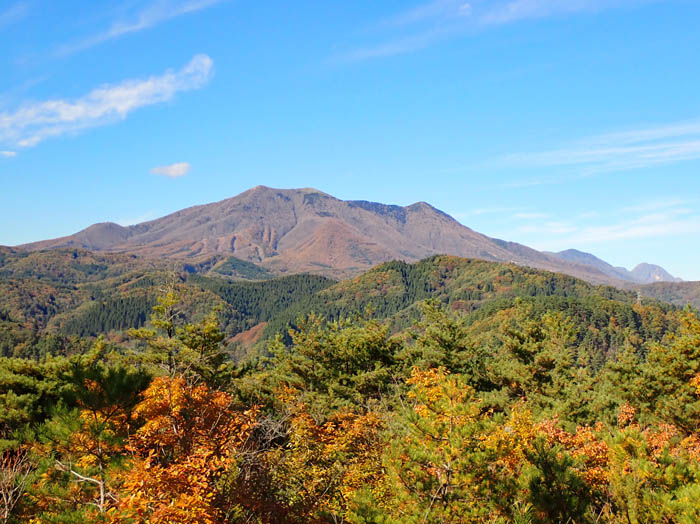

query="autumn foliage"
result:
[4,296,700,523]
[108,377,258,524]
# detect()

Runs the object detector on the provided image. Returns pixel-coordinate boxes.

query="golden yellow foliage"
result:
[107,376,258,524]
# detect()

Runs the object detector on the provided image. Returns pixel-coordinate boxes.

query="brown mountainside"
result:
[19,186,620,283]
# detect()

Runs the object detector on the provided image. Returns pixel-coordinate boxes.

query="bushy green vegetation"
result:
[191,272,335,330]
[1,252,700,522]
[209,256,275,280]
[641,280,700,309]
[0,286,699,522]
[0,251,676,360]
[61,295,157,336]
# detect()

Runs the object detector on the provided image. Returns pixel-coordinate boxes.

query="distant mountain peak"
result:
[548,249,680,284]
[631,263,682,283]
[15,186,641,284]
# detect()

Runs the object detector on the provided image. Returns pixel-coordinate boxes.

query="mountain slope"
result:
[547,249,634,282]
[1,250,676,363]
[631,263,682,284]
[547,249,681,284]
[640,281,700,309]
[18,186,625,283]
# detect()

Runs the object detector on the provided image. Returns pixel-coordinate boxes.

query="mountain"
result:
[640,280,700,309]
[547,249,680,284]
[546,249,633,282]
[15,185,668,285]
[630,263,682,284]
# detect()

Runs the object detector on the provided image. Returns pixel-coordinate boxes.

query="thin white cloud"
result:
[502,141,700,170]
[0,150,16,157]
[517,221,577,235]
[479,0,638,26]
[455,206,521,218]
[341,0,652,61]
[383,0,472,27]
[57,0,226,56]
[514,206,700,245]
[515,212,549,219]
[151,161,190,178]
[578,211,599,219]
[589,120,700,146]
[343,29,453,61]
[622,198,694,213]
[467,199,697,280]
[545,221,578,234]
[0,2,29,29]
[0,54,213,149]
[492,119,700,183]
[569,212,700,244]
[117,210,159,225]
[498,172,590,188]
[340,1,470,61]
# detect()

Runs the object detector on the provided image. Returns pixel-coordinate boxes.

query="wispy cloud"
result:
[151,161,190,178]
[57,0,226,56]
[515,212,548,219]
[578,211,599,219]
[0,2,29,29]
[462,197,697,278]
[479,0,638,26]
[568,211,700,244]
[343,29,453,62]
[512,205,700,246]
[341,0,651,61]
[117,210,159,226]
[622,198,692,213]
[0,54,213,149]
[518,221,577,234]
[383,0,473,28]
[454,206,521,218]
[494,119,700,180]
[0,150,16,158]
[340,0,470,61]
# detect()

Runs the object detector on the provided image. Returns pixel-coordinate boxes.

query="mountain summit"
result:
[547,249,681,285]
[17,186,677,284]
[630,263,683,284]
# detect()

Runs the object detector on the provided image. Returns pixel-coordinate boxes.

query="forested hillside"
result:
[0,250,676,360]
[641,280,700,309]
[1,250,699,522]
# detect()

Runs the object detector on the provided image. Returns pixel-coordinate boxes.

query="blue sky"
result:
[1,0,699,279]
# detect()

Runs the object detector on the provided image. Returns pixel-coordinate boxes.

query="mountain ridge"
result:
[15,186,678,285]
[546,249,681,285]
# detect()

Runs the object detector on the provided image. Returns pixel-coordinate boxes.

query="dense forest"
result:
[1,251,700,522]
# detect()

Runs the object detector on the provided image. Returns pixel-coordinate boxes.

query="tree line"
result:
[0,288,699,522]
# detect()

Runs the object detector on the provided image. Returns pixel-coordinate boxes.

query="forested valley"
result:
[1,250,700,523]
